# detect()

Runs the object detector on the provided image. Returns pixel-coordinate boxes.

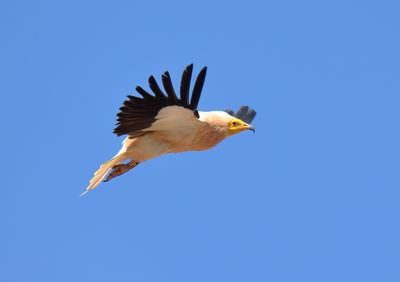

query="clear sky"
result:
[1,1,400,281]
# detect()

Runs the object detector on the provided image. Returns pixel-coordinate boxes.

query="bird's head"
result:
[199,111,255,137]
[227,117,255,136]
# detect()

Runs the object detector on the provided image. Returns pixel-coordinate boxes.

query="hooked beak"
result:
[245,124,255,133]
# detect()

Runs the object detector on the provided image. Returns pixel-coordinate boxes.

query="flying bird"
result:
[83,64,256,195]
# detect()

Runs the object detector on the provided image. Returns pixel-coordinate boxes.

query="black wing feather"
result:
[190,67,207,110]
[235,106,249,120]
[224,109,235,116]
[225,106,257,124]
[148,76,168,102]
[135,86,154,101]
[180,64,193,105]
[242,109,257,124]
[114,64,207,136]
[162,72,180,104]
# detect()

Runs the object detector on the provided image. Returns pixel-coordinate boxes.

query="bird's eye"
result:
[232,121,238,127]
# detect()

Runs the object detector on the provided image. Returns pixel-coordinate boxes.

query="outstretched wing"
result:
[114,64,207,137]
[225,106,257,124]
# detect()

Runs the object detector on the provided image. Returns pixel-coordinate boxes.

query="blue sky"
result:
[1,0,400,281]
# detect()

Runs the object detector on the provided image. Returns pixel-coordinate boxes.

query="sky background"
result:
[1,0,400,281]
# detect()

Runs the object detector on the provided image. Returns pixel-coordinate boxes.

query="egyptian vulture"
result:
[83,64,256,195]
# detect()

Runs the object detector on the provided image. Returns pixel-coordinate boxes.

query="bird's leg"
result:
[103,160,139,182]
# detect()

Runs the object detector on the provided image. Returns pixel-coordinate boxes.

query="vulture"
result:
[83,64,256,195]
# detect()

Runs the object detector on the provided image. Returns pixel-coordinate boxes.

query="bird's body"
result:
[83,65,256,194]
[119,109,231,160]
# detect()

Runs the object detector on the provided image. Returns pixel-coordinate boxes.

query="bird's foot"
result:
[103,160,139,182]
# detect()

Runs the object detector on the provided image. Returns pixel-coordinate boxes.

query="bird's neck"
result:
[191,121,228,151]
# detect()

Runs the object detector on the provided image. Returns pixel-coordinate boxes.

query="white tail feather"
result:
[81,153,129,196]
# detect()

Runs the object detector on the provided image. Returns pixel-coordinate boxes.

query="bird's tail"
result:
[81,153,129,196]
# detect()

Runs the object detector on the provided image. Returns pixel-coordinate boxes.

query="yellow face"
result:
[227,118,255,135]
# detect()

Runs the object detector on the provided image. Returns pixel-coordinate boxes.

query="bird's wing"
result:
[113,64,207,137]
[225,106,257,124]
